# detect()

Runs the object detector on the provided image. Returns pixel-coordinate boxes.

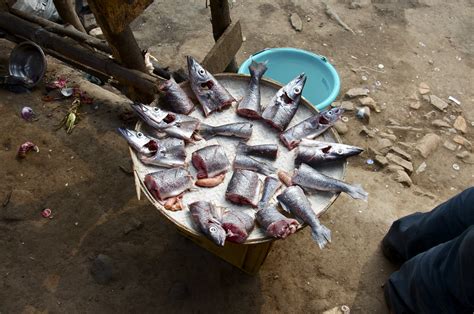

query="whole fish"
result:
[131,103,199,141]
[158,77,195,114]
[233,154,276,176]
[257,176,281,209]
[237,142,278,160]
[292,163,368,201]
[118,128,186,167]
[199,122,253,141]
[277,186,331,249]
[189,201,226,246]
[225,169,260,208]
[236,60,267,119]
[187,56,237,116]
[221,210,255,243]
[256,204,298,239]
[295,139,363,167]
[144,167,193,201]
[192,144,230,184]
[261,73,306,131]
[280,108,344,150]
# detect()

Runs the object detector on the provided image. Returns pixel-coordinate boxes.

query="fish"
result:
[187,56,237,116]
[131,102,200,141]
[158,77,195,114]
[237,142,278,160]
[277,185,331,249]
[256,204,299,239]
[192,145,230,186]
[117,128,186,168]
[236,60,268,119]
[295,139,363,167]
[225,169,261,208]
[292,163,368,201]
[280,107,344,150]
[221,210,255,243]
[233,154,276,176]
[188,201,226,246]
[144,167,194,201]
[261,73,306,131]
[199,122,253,141]
[257,176,281,210]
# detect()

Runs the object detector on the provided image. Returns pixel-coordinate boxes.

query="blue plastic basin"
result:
[238,48,340,110]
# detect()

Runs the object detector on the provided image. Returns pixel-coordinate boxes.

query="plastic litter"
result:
[448,96,461,105]
[21,106,37,121]
[452,163,460,171]
[17,141,39,158]
[41,208,52,218]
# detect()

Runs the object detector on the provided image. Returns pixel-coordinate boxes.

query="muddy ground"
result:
[0,0,473,313]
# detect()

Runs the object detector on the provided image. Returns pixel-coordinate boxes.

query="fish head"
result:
[187,56,213,86]
[117,128,158,155]
[332,144,364,157]
[283,73,307,102]
[131,102,168,125]
[207,220,226,246]
[318,107,344,125]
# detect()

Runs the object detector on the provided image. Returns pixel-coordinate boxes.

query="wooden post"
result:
[209,0,238,72]
[53,0,86,33]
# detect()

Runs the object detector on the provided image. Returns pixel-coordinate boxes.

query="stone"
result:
[359,97,380,112]
[416,133,441,158]
[374,155,388,166]
[408,92,419,101]
[376,138,393,152]
[331,101,341,108]
[340,101,355,111]
[413,186,436,199]
[290,13,303,31]
[333,120,348,134]
[386,153,414,173]
[393,170,412,187]
[379,132,397,141]
[456,151,474,164]
[168,281,191,300]
[415,161,427,174]
[429,95,448,111]
[91,254,114,284]
[123,217,144,235]
[418,82,430,95]
[443,141,457,151]
[89,27,105,40]
[348,0,371,9]
[360,126,376,138]
[1,189,35,221]
[388,118,400,126]
[409,101,421,110]
[345,87,369,98]
[356,106,371,124]
[453,116,467,133]
[422,95,431,102]
[387,164,404,173]
[390,146,412,161]
[431,119,451,128]
[453,135,472,151]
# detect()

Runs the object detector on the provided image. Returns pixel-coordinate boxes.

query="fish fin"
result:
[311,223,332,249]
[249,60,268,79]
[347,184,369,201]
[199,123,215,140]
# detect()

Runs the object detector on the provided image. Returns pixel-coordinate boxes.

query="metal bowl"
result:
[9,41,47,88]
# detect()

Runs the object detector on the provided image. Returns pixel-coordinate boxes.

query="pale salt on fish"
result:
[144,167,193,201]
[225,169,260,208]
[233,154,276,176]
[277,185,331,249]
[188,201,226,246]
[256,204,298,239]
[257,176,281,210]
[158,77,195,114]
[199,122,253,141]
[187,56,237,116]
[292,163,368,201]
[221,210,255,243]
[295,139,363,167]
[261,73,306,131]
[280,107,344,150]
[237,142,278,160]
[117,128,186,168]
[236,60,267,119]
[192,145,230,187]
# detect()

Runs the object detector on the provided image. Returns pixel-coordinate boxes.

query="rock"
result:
[168,281,191,300]
[409,101,421,110]
[360,126,376,138]
[453,135,472,151]
[345,88,369,98]
[374,155,388,167]
[429,95,448,111]
[431,119,451,128]
[379,132,397,141]
[422,95,431,102]
[331,101,341,108]
[386,153,413,173]
[123,217,144,235]
[388,118,400,126]
[376,138,393,152]
[90,254,114,284]
[393,170,412,187]
[453,116,467,133]
[290,13,303,31]
[356,106,371,124]
[443,141,457,151]
[340,101,355,111]
[418,82,430,95]
[1,189,35,221]
[89,27,105,40]
[368,147,382,156]
[358,97,380,112]
[456,151,474,164]
[348,0,371,9]
[390,146,412,161]
[413,186,436,199]
[387,164,404,173]
[416,133,441,158]
[415,161,427,174]
[333,120,348,134]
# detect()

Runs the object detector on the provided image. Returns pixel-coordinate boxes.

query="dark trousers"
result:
[383,187,474,313]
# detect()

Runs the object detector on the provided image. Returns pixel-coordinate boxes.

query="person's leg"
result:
[382,187,474,263]
[384,226,474,313]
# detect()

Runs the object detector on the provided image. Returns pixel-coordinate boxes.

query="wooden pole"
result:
[209,0,238,72]
[53,0,86,33]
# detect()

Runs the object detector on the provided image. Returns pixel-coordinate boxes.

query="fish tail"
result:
[347,184,369,201]
[249,60,268,80]
[199,123,215,140]
[311,223,332,249]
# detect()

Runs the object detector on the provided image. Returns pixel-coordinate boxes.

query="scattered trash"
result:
[46,77,68,90]
[429,95,448,111]
[453,116,467,134]
[416,133,441,158]
[56,99,81,134]
[341,116,349,123]
[17,141,39,159]
[290,13,303,31]
[418,82,430,95]
[41,208,52,218]
[323,2,355,34]
[356,106,370,124]
[448,96,461,105]
[415,161,427,174]
[361,75,368,81]
[21,106,37,121]
[375,80,382,87]
[377,64,384,69]
[366,159,374,165]
[60,87,74,98]
[452,163,460,171]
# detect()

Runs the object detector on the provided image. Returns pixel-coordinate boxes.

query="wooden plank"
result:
[53,0,86,32]
[202,20,242,74]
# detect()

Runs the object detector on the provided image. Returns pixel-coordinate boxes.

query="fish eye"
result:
[198,68,205,75]
[153,107,159,112]
[137,132,143,137]
[209,226,217,233]
[337,148,343,154]
[294,87,301,94]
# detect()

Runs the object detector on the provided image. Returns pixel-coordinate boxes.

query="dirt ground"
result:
[1,0,473,313]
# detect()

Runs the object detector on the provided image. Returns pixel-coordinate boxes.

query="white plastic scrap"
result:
[448,96,461,105]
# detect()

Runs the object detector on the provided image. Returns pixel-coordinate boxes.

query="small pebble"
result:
[377,64,384,69]
[452,163,460,171]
